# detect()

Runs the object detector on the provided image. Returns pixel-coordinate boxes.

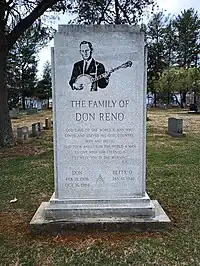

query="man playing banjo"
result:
[69,41,110,91]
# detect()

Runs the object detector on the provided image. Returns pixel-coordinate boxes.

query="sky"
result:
[37,0,200,76]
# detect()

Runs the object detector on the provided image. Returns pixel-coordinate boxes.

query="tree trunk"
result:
[22,93,26,109]
[0,47,15,147]
[179,91,187,108]
[167,92,170,105]
[173,93,181,107]
[194,91,196,105]
[180,91,184,108]
[154,92,157,107]
[115,0,120,24]
[182,91,187,107]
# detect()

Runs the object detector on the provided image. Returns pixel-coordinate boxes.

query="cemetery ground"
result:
[0,109,200,266]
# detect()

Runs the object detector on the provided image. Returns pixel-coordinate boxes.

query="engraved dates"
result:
[112,169,134,181]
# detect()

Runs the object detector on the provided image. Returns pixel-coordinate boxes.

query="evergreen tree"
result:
[7,24,52,109]
[19,55,38,109]
[172,9,200,106]
[174,8,200,68]
[146,11,168,105]
[36,61,52,107]
[146,9,200,107]
[7,47,21,109]
[163,18,177,67]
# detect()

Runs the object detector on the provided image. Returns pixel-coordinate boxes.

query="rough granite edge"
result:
[57,24,142,34]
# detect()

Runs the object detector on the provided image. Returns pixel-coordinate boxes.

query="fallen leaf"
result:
[10,197,18,203]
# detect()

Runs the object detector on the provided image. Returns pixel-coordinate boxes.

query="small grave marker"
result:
[37,122,42,133]
[17,127,29,141]
[9,108,19,119]
[188,104,200,114]
[168,117,185,137]
[44,118,51,130]
[32,122,42,137]
[27,108,38,115]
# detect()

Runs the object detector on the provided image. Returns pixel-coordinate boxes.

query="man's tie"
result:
[84,61,87,73]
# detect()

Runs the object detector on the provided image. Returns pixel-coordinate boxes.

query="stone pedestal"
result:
[30,200,170,234]
[44,192,155,219]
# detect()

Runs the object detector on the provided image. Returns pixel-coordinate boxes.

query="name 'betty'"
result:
[71,100,130,108]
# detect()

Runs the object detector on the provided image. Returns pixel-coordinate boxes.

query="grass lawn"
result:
[0,109,200,266]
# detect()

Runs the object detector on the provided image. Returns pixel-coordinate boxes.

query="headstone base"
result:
[44,193,155,219]
[168,132,186,138]
[26,108,38,115]
[30,195,170,234]
[188,111,200,115]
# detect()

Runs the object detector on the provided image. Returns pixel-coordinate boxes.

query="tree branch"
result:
[97,0,112,25]
[114,0,120,24]
[117,2,131,25]
[6,0,14,5]
[1,0,15,26]
[7,0,63,50]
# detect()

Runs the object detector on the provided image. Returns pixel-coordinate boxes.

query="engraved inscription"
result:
[64,170,90,188]
[64,127,136,162]
[112,170,134,181]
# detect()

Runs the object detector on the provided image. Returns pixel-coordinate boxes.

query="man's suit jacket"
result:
[69,58,108,91]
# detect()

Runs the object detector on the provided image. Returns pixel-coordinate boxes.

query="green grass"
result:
[0,110,200,265]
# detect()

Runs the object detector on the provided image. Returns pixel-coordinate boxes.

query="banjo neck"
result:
[91,61,132,83]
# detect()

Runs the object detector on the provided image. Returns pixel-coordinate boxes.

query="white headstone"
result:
[30,26,170,230]
[45,25,155,219]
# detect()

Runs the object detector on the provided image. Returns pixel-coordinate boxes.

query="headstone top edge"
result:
[57,24,142,34]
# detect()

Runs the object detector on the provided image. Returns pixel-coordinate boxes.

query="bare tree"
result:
[0,0,71,146]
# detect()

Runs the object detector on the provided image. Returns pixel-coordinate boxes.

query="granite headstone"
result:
[30,25,170,233]
[168,117,185,137]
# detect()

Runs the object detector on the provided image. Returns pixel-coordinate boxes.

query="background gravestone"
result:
[9,108,20,119]
[30,25,170,233]
[17,127,29,141]
[31,122,42,137]
[168,117,185,137]
[26,108,38,115]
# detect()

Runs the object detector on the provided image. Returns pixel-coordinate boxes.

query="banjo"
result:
[74,60,132,91]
